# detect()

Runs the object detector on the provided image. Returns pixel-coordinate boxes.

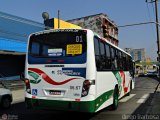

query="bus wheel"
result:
[111,87,118,110]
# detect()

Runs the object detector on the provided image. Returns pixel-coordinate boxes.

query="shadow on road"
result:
[126,77,159,119]
[148,76,160,83]
[0,102,94,120]
[129,93,154,115]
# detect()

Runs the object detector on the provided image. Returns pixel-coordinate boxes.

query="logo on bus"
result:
[28,71,41,84]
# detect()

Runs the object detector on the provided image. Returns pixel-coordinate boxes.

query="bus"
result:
[23,29,135,113]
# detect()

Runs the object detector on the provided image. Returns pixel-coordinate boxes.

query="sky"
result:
[0,0,159,60]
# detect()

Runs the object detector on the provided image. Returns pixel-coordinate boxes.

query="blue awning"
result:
[0,11,45,53]
[0,37,27,52]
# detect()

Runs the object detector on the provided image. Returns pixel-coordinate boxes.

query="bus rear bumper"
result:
[25,97,95,113]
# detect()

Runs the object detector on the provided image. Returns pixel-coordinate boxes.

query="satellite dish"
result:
[42,12,49,20]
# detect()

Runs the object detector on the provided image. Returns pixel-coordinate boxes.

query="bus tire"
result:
[111,87,118,110]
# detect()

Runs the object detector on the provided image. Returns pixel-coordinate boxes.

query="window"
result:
[111,47,115,59]
[122,54,127,70]
[29,32,86,58]
[94,37,100,56]
[94,36,132,71]
[117,51,123,70]
[111,47,117,70]
[94,37,101,70]
[28,30,87,64]
[100,42,105,56]
[99,41,106,70]
[105,44,110,58]
[94,37,109,71]
[105,44,111,69]
[30,42,40,55]
[126,55,130,71]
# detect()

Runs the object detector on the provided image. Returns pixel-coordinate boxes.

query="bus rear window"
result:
[29,31,86,57]
[28,30,87,64]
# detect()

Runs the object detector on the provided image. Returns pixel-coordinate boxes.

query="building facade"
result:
[67,13,119,46]
[124,48,146,61]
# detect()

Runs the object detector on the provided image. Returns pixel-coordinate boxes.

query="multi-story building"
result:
[124,48,146,61]
[67,13,119,46]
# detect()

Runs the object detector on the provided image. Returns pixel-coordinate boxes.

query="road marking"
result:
[119,94,136,102]
[136,94,149,104]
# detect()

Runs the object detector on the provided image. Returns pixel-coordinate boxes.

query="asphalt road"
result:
[0,77,159,120]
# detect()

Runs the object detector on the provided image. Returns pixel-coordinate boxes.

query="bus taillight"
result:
[81,80,95,97]
[25,79,31,94]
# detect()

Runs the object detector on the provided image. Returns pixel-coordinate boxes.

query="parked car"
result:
[147,70,158,77]
[0,81,12,109]
[138,72,147,77]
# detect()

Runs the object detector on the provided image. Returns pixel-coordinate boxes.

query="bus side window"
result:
[126,56,130,71]
[117,51,123,70]
[122,54,127,71]
[99,41,106,70]
[105,44,111,69]
[111,47,117,70]
[94,37,101,71]
[129,57,134,77]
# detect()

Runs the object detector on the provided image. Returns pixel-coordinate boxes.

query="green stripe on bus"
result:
[25,90,114,113]
[112,71,122,96]
[95,89,114,110]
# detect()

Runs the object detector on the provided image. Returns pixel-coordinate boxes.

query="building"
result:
[124,48,146,61]
[0,11,44,78]
[67,13,119,46]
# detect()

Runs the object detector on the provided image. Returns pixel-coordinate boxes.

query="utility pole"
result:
[58,10,60,28]
[155,0,160,59]
[146,0,160,76]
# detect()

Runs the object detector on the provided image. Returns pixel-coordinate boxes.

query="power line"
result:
[118,21,160,28]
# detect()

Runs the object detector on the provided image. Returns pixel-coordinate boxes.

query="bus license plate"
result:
[49,90,61,95]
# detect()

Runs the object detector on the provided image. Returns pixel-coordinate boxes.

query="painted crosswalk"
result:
[136,94,149,103]
[119,94,136,102]
[119,93,150,104]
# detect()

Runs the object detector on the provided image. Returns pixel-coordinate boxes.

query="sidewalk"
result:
[147,82,160,114]
[11,89,25,104]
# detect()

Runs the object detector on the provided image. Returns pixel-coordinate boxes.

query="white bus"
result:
[23,29,135,113]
